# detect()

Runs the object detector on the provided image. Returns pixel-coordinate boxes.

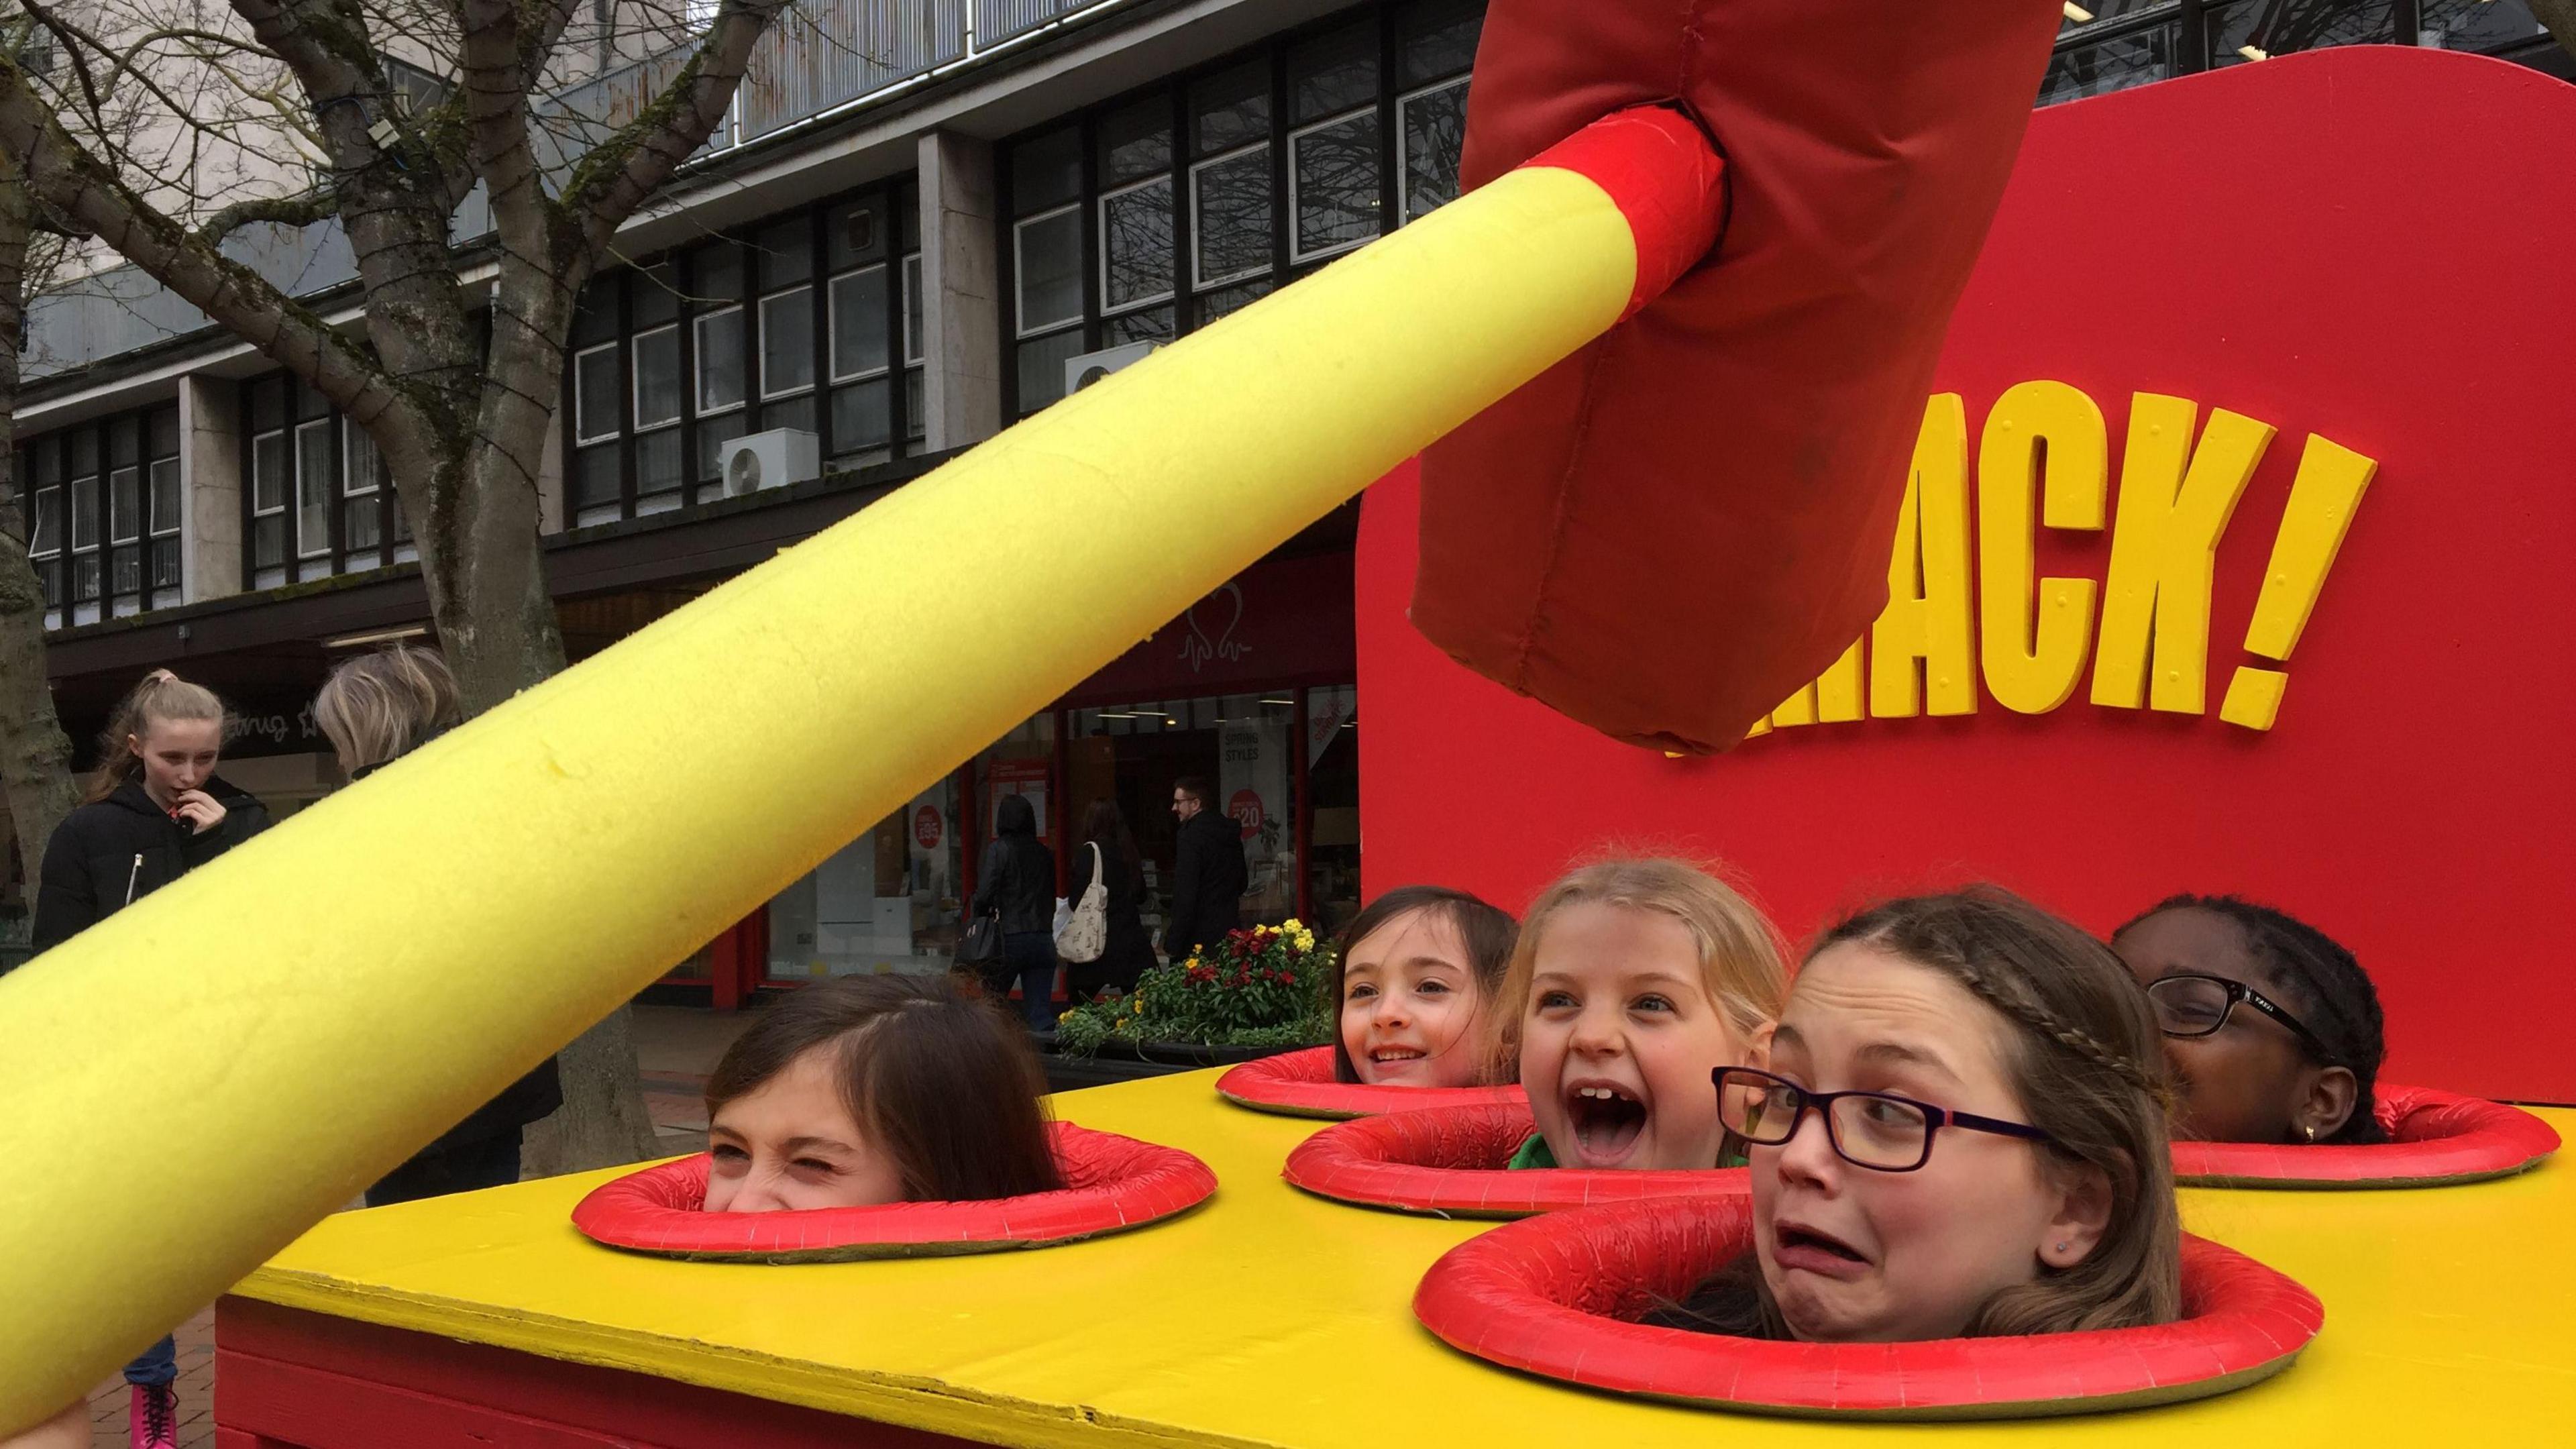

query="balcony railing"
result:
[29,0,1129,381]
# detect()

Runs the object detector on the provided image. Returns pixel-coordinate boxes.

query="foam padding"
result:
[2173,1084,2562,1189]
[1283,1101,1743,1218]
[1413,0,2066,751]
[572,1122,1214,1260]
[1214,1046,1527,1120]
[1413,1195,2322,1419]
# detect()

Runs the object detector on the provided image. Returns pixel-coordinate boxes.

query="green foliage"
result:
[1053,920,1333,1055]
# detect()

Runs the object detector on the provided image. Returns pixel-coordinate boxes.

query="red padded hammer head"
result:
[1414,0,2064,753]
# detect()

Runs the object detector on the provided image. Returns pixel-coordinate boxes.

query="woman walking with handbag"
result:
[1059,799,1155,1001]
[970,792,1059,1029]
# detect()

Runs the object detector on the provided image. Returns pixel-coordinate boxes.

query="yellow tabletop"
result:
[239,1072,2575,1448]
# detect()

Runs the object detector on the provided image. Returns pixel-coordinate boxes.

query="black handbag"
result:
[960,907,1004,967]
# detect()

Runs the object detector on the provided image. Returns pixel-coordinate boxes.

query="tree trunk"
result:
[0,162,78,898]
[2529,0,2576,64]
[521,1003,665,1176]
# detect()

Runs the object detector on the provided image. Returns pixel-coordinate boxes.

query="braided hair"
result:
[2121,894,2386,1145]
[1651,887,2182,1340]
[1818,888,2182,1336]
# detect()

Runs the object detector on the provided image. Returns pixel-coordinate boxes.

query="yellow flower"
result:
[1283,918,1303,932]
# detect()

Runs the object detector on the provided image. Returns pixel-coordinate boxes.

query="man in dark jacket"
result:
[1162,775,1247,963]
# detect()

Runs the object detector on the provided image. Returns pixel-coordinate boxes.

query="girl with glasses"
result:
[1658,889,2180,1342]
[2111,894,2386,1146]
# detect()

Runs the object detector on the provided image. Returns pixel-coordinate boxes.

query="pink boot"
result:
[129,1383,178,1449]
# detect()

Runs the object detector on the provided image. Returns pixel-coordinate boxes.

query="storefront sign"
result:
[1070,551,1353,705]
[913,806,943,851]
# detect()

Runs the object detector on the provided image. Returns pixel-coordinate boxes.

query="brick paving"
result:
[76,1004,760,1446]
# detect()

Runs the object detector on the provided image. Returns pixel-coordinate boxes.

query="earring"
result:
[2302,1123,2317,1144]
[2054,1241,2069,1252]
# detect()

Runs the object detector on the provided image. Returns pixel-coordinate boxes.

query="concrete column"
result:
[916,129,1003,452]
[178,372,241,604]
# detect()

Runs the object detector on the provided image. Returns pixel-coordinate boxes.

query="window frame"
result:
[1097,172,1179,317]
[1189,142,1273,291]
[292,416,337,562]
[572,339,625,445]
[757,282,818,400]
[1285,105,1385,266]
[1395,74,1469,224]
[692,303,749,416]
[828,262,893,384]
[631,323,685,431]
[1012,203,1086,339]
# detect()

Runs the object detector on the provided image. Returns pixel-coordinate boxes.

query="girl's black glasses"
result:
[1713,1066,2053,1173]
[2144,973,2339,1064]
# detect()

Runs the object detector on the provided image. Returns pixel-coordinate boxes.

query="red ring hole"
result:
[1284,1100,1745,1218]
[1414,1195,2322,1419]
[572,1122,1216,1260]
[2174,1083,2559,1188]
[1217,1046,1527,1120]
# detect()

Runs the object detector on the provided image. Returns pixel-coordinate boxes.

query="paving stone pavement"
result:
[73,1004,759,1446]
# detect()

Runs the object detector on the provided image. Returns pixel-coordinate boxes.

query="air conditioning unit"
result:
[1065,341,1159,396]
[720,429,820,497]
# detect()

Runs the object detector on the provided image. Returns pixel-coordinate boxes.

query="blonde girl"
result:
[1497,858,1790,1170]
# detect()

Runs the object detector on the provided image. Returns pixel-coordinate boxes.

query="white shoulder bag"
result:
[1055,841,1110,963]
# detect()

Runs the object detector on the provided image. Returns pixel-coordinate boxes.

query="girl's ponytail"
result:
[85,672,227,804]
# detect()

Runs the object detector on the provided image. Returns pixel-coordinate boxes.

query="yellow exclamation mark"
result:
[2216,434,2378,731]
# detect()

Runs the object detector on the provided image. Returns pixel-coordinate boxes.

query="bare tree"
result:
[0,141,80,902]
[2528,0,2576,63]
[0,0,793,1169]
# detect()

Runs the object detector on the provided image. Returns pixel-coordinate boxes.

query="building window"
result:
[239,374,405,590]
[999,0,1479,419]
[557,179,924,527]
[19,402,184,625]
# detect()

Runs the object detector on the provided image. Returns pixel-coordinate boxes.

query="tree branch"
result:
[197,190,337,246]
[558,0,788,256]
[2529,0,2576,66]
[0,54,424,445]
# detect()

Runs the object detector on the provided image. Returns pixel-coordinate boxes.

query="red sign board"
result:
[1358,50,2576,1102]
[912,806,943,852]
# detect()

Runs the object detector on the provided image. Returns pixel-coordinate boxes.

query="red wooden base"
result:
[215,1297,978,1448]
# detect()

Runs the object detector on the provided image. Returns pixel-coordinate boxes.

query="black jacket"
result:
[1163,808,1247,959]
[30,777,274,953]
[1065,836,1156,985]
[972,797,1057,935]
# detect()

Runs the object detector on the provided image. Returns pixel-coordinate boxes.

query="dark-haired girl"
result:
[1660,889,2180,1341]
[1331,885,1517,1086]
[701,973,1063,1211]
[971,792,1059,1030]
[2112,895,2385,1145]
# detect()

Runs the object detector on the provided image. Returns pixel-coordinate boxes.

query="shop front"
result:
[696,543,1358,1004]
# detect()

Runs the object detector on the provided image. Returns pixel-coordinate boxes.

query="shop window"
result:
[764,776,965,981]
[693,305,747,414]
[1305,684,1362,935]
[573,341,622,444]
[1399,77,1468,223]
[1291,109,1382,261]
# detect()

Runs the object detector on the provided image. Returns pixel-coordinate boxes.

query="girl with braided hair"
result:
[2112,894,2385,1146]
[1658,888,2180,1342]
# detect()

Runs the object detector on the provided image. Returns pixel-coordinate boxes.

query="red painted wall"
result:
[1358,48,2576,1103]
